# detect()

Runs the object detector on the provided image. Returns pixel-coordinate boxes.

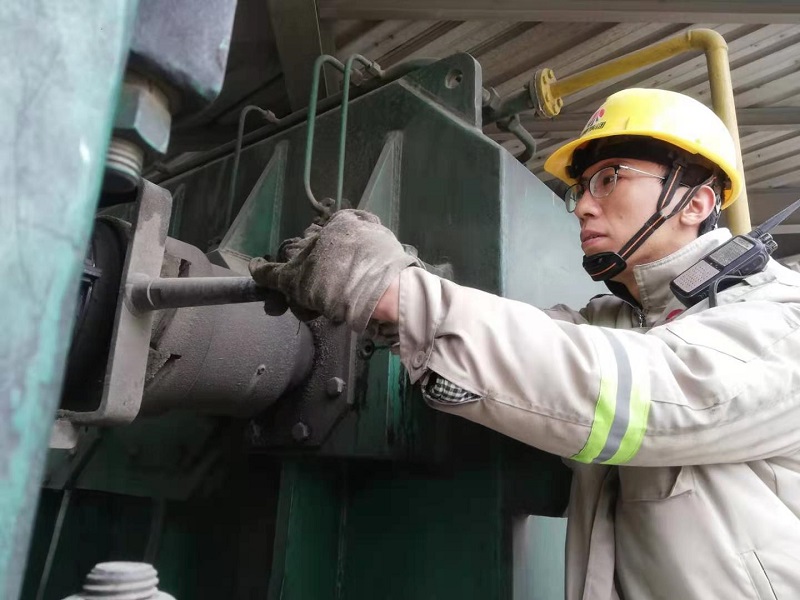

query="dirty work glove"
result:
[249,209,419,333]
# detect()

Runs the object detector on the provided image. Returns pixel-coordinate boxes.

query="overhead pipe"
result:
[497,114,537,164]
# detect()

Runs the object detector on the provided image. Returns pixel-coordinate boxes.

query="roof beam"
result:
[508,107,800,134]
[747,187,800,212]
[269,0,337,112]
[319,1,800,24]
[773,225,800,234]
[731,188,800,230]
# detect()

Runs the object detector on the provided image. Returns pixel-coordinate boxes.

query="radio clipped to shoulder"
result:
[671,198,800,308]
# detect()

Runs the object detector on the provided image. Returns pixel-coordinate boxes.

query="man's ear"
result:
[678,185,717,227]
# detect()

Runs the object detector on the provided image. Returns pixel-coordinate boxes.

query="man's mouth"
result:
[580,231,605,244]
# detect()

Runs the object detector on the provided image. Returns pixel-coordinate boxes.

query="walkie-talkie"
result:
[671,198,800,307]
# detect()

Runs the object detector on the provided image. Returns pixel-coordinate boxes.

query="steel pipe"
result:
[150,59,437,186]
[497,114,536,164]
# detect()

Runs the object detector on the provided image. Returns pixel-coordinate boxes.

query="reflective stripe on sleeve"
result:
[571,327,651,465]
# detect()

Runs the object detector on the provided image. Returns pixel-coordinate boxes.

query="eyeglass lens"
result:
[564,166,618,212]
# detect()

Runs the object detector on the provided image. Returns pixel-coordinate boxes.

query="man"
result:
[251,89,800,599]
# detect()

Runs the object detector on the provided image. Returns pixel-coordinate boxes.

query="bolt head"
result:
[114,78,171,154]
[326,377,346,398]
[292,421,310,442]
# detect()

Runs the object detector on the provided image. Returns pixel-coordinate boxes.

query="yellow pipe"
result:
[545,29,751,233]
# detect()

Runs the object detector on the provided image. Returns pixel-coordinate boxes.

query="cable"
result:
[226,106,279,228]
[708,274,748,308]
[35,489,72,600]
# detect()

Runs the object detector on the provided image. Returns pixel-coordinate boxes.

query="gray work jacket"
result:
[396,228,800,599]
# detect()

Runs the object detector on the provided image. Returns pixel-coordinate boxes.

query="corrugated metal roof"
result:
[165,9,800,254]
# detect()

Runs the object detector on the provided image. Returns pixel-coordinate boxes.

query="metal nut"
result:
[325,377,346,398]
[291,421,310,442]
[114,73,172,155]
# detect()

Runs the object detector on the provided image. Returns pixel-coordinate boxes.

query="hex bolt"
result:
[104,72,171,197]
[292,421,310,442]
[325,377,346,398]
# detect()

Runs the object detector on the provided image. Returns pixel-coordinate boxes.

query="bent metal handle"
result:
[304,54,383,218]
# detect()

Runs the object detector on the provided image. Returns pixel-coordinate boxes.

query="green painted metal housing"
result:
[22,53,603,599]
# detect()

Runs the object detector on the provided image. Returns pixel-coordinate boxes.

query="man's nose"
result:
[574,189,601,219]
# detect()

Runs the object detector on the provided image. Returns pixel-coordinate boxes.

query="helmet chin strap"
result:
[582,163,707,282]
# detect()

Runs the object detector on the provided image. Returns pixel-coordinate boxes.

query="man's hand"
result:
[249,210,417,332]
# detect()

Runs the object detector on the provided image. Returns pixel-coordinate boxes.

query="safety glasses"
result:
[563,164,666,213]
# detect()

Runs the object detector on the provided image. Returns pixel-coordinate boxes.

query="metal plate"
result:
[247,320,356,450]
[58,182,171,426]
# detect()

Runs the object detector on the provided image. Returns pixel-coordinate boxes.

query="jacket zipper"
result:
[623,303,646,328]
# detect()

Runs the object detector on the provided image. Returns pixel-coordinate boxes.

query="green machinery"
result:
[1,3,648,599]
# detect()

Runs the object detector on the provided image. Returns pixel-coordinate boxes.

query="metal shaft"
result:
[129,276,277,311]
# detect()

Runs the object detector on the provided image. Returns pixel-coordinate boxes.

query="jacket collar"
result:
[605,228,732,314]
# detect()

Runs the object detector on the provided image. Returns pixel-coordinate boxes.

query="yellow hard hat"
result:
[543,88,742,208]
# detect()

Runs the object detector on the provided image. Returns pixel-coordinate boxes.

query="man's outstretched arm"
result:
[252,209,800,468]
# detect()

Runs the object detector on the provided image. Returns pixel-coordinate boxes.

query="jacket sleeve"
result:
[398,267,800,467]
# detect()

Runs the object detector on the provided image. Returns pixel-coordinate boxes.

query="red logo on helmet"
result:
[582,108,606,134]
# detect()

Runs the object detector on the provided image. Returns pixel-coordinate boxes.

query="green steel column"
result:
[0,2,137,598]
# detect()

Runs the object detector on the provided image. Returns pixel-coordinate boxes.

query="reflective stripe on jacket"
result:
[396,228,800,599]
